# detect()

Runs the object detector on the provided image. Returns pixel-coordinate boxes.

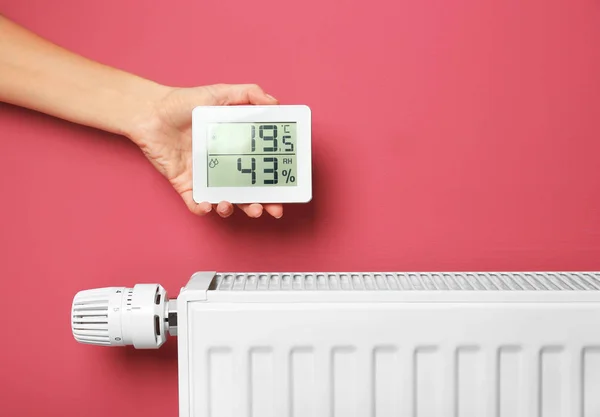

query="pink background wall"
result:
[1,0,599,415]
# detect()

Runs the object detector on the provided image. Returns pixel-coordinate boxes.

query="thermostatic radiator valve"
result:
[71,284,177,349]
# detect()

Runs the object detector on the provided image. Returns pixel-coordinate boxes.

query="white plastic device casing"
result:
[191,105,312,204]
[175,271,600,417]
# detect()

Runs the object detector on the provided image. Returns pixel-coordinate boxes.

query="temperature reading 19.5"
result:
[251,124,295,153]
[206,122,298,188]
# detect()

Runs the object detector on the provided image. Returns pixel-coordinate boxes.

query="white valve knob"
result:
[71,284,169,349]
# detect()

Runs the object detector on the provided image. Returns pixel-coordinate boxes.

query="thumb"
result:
[213,83,279,106]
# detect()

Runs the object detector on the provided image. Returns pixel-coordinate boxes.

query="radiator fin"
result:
[250,348,274,417]
[584,348,600,415]
[456,347,484,416]
[291,348,315,417]
[499,347,521,416]
[207,348,233,417]
[333,347,358,417]
[540,347,564,417]
[211,272,600,291]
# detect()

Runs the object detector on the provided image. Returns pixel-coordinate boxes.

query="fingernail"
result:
[266,94,277,101]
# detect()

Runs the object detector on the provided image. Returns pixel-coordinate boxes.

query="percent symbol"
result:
[282,169,296,184]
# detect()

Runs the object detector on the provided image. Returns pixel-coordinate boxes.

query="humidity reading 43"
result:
[207,123,297,187]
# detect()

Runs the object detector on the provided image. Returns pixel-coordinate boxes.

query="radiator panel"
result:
[183,302,600,417]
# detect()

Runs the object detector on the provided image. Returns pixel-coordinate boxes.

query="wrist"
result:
[112,77,172,144]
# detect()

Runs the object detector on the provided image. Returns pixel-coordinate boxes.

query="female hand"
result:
[129,84,284,219]
[0,16,283,218]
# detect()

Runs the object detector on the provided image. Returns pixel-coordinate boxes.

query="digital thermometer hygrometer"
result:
[192,105,312,204]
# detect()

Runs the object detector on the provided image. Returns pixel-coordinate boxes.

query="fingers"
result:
[235,203,282,218]
[214,84,279,106]
[181,190,212,216]
[181,191,282,219]
[237,203,264,218]
[263,204,283,219]
[216,201,234,218]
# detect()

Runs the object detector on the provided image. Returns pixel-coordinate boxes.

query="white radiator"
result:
[71,271,600,417]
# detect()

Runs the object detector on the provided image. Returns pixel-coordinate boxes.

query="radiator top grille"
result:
[211,272,600,291]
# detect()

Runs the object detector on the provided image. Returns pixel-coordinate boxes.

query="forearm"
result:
[0,15,169,138]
